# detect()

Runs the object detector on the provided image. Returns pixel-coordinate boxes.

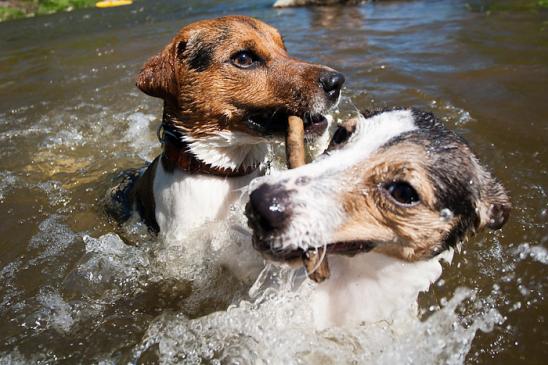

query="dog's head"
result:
[136,16,344,139]
[246,108,511,262]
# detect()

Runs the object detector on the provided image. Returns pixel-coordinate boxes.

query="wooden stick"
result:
[285,115,330,283]
[285,116,306,169]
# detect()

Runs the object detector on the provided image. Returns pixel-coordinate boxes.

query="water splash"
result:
[124,112,158,162]
[513,243,548,265]
[130,273,503,365]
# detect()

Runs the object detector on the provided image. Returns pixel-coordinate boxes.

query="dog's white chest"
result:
[153,162,256,243]
[309,251,453,330]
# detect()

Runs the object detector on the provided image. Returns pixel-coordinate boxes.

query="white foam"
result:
[42,128,84,148]
[0,349,28,365]
[0,171,17,201]
[514,243,548,265]
[36,180,70,207]
[130,268,503,365]
[62,233,150,303]
[36,289,74,332]
[29,215,78,259]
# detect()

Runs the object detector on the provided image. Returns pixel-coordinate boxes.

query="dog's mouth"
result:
[245,110,328,137]
[251,234,376,262]
[246,200,374,262]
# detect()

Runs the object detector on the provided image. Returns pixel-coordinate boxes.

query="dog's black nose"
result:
[319,71,345,98]
[248,183,292,232]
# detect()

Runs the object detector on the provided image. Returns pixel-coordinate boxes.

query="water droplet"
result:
[440,208,454,221]
[518,285,530,297]
[269,202,284,213]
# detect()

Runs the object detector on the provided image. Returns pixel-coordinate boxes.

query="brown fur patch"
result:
[332,143,461,261]
[136,16,338,139]
[128,16,344,232]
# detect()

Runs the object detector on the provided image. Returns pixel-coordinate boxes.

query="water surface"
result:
[0,0,546,363]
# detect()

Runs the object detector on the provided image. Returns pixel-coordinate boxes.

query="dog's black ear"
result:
[326,117,359,152]
[476,169,511,230]
[136,41,182,100]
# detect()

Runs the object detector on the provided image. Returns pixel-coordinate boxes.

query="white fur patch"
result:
[153,161,259,243]
[310,249,453,329]
[184,131,269,171]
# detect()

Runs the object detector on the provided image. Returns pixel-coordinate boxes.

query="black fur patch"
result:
[360,107,405,120]
[176,41,187,60]
[186,40,215,72]
[374,108,481,251]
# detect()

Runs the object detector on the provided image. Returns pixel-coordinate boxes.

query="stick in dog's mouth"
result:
[245,111,328,137]
[285,115,331,283]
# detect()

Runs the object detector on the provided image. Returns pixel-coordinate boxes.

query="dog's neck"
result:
[161,133,260,177]
[308,250,453,330]
[161,107,268,173]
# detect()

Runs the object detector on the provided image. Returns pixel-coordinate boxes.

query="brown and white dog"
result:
[110,16,344,242]
[246,108,511,329]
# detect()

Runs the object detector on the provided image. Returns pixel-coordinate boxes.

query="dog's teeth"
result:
[302,247,330,283]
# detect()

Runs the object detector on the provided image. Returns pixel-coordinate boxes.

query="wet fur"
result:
[249,108,510,260]
[109,16,341,238]
[246,108,510,328]
[136,16,338,144]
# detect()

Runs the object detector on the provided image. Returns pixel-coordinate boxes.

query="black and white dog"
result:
[246,108,510,329]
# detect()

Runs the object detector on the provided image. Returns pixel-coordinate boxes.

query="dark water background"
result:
[0,0,546,363]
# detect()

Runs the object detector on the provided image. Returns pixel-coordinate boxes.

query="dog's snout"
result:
[248,183,292,232]
[319,71,345,98]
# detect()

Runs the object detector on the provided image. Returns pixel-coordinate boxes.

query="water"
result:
[0,0,546,363]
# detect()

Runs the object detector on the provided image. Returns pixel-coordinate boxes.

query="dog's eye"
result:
[231,51,258,69]
[384,181,420,206]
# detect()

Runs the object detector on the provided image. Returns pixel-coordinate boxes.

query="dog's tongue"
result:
[286,115,331,283]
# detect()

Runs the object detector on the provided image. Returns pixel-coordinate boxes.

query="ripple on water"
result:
[0,171,17,201]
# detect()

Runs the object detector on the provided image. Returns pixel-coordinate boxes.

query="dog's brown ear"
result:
[136,41,182,99]
[476,169,511,230]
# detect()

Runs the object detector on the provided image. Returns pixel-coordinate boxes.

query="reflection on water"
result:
[0,0,546,363]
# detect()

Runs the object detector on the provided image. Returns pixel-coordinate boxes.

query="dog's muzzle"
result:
[246,183,292,234]
[245,183,301,259]
[246,181,377,261]
[244,70,345,138]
